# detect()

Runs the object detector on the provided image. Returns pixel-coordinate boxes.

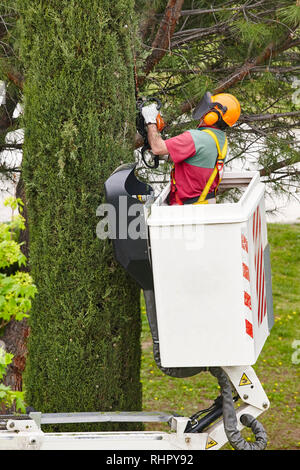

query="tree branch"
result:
[138,0,184,87]
[171,23,228,48]
[213,36,300,94]
[0,143,23,150]
[178,1,269,16]
[0,11,16,40]
[178,35,300,116]
[156,65,300,75]
[260,156,300,177]
[240,111,300,123]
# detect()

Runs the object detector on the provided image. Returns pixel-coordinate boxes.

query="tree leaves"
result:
[0,198,37,326]
[0,347,26,413]
[0,198,36,413]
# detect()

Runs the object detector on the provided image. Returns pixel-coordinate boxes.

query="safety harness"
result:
[170,128,228,205]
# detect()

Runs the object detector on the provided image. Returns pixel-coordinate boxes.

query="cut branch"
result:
[138,0,184,87]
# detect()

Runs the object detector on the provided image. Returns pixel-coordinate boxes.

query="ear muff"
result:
[202,101,228,126]
[203,107,224,126]
[203,110,219,126]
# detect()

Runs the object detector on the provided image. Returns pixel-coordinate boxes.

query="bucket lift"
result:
[0,164,273,451]
[103,163,274,450]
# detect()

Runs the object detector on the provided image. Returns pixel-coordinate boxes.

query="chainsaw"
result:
[136,97,165,169]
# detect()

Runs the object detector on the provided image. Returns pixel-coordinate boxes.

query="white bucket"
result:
[146,171,273,367]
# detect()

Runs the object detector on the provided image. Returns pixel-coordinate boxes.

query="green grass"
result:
[140,223,300,450]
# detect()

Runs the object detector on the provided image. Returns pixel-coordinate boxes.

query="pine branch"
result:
[234,123,300,133]
[214,36,300,94]
[138,0,184,87]
[178,34,300,115]
[260,155,300,176]
[178,1,270,17]
[156,65,300,75]
[240,111,300,123]
[171,23,229,48]
[0,11,16,40]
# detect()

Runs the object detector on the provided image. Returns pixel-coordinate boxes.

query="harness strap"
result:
[170,129,228,206]
[192,129,228,205]
[171,166,184,205]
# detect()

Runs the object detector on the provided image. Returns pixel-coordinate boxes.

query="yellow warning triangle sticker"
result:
[206,437,218,449]
[239,373,252,386]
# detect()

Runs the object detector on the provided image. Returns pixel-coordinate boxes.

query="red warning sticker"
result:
[241,234,248,253]
[245,319,253,338]
[244,291,252,310]
[242,263,250,282]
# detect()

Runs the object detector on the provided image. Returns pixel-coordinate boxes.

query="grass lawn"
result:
[140,223,300,450]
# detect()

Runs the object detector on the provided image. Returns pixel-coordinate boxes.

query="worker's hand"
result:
[142,103,159,125]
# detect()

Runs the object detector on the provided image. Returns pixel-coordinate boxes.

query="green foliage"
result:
[0,347,13,380]
[135,0,165,14]
[0,198,37,329]
[0,197,36,413]
[4,0,297,429]
[232,20,275,49]
[0,348,26,413]
[0,198,26,270]
[138,0,300,190]
[278,4,300,27]
[16,0,142,430]
[0,272,37,325]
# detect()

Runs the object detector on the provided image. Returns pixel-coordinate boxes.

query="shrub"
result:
[0,197,37,412]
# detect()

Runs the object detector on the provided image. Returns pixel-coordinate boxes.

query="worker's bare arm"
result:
[147,124,169,156]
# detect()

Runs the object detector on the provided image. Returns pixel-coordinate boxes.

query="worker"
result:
[141,92,241,205]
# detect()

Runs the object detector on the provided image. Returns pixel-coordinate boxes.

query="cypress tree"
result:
[17,0,142,427]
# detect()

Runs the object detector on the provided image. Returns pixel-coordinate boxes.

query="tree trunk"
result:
[0,319,29,414]
[17,0,142,431]
[138,0,185,86]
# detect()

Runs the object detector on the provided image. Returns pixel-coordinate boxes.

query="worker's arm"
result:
[147,124,169,157]
[142,104,169,159]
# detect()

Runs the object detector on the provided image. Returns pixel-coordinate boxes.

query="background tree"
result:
[0,0,28,404]
[134,0,300,198]
[0,1,22,167]
[0,197,36,413]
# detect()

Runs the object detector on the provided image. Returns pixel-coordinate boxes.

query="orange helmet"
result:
[193,92,241,128]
